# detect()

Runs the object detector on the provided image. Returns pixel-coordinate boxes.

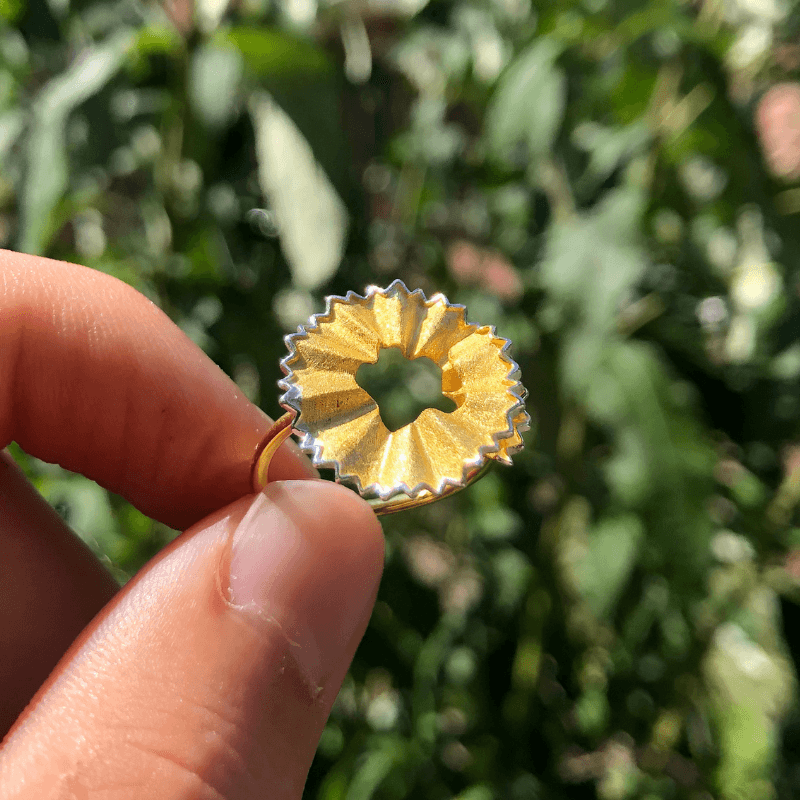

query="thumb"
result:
[0,481,384,800]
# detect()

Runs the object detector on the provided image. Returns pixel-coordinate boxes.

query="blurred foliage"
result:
[5,0,800,796]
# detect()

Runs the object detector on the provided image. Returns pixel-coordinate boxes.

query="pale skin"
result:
[0,251,385,799]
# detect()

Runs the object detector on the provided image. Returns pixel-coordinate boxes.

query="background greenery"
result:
[5,0,800,796]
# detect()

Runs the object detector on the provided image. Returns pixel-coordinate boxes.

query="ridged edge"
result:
[278,279,530,500]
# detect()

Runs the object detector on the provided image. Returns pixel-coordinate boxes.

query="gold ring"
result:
[252,281,529,514]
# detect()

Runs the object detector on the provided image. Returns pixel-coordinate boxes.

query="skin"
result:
[0,251,385,799]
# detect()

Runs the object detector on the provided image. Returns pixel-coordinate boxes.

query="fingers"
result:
[0,481,384,800]
[0,452,117,737]
[0,251,315,530]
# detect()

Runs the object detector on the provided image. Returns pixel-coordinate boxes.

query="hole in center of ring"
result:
[355,346,458,432]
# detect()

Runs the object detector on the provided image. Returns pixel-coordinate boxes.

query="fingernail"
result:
[227,481,382,690]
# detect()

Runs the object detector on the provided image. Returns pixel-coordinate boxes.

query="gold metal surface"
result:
[277,281,529,508]
[251,410,297,493]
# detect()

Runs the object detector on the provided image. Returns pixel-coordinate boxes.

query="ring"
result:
[252,280,529,514]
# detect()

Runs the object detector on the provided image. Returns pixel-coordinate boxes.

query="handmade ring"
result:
[251,280,529,515]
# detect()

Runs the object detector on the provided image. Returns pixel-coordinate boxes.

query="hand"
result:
[0,251,384,799]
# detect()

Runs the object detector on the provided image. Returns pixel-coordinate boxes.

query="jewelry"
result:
[252,280,529,514]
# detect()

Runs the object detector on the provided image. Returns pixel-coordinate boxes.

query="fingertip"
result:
[0,480,384,799]
[227,480,384,689]
[0,252,317,528]
[287,479,384,558]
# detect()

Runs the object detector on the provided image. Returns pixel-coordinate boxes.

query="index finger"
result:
[0,250,315,530]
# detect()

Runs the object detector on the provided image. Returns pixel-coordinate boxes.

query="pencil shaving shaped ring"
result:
[276,280,530,514]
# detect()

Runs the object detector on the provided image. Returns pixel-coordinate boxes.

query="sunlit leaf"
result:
[250,91,348,289]
[37,474,126,562]
[705,620,795,798]
[19,30,134,254]
[573,120,651,189]
[344,743,401,800]
[453,786,494,800]
[0,108,24,165]
[541,187,648,337]
[485,38,566,167]
[572,513,644,619]
[217,26,332,78]
[195,0,229,33]
[189,44,243,128]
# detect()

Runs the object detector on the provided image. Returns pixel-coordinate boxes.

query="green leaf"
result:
[604,426,652,506]
[0,0,24,22]
[0,108,24,166]
[572,513,644,619]
[250,91,348,289]
[189,43,244,129]
[573,121,651,189]
[37,474,126,563]
[485,38,566,167]
[454,787,495,800]
[217,26,332,79]
[574,687,611,737]
[19,30,134,254]
[132,24,184,57]
[705,621,795,799]
[492,548,533,612]
[541,187,648,337]
[344,742,401,800]
[195,0,230,34]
